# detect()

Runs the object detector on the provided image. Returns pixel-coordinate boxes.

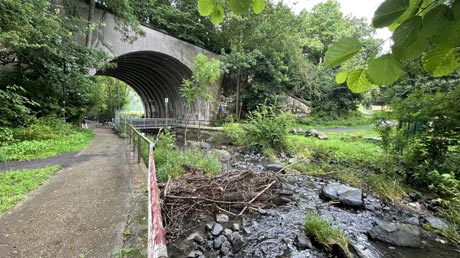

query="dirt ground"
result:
[0,125,134,258]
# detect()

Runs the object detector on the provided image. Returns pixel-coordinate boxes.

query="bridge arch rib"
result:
[96,51,191,119]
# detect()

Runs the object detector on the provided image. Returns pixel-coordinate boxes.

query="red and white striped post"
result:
[147,143,168,258]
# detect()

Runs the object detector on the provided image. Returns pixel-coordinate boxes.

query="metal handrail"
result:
[123,123,168,258]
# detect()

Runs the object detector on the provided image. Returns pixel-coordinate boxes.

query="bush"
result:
[210,123,245,145]
[13,116,76,141]
[243,104,293,152]
[0,127,15,146]
[154,131,222,182]
[376,87,460,198]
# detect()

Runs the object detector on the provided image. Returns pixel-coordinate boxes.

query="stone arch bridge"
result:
[82,4,222,123]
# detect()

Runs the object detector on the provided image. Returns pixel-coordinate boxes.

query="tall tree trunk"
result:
[85,0,95,48]
[236,67,241,120]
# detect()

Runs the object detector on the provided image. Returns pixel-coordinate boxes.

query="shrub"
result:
[0,127,15,146]
[243,104,293,152]
[210,123,245,145]
[154,131,222,182]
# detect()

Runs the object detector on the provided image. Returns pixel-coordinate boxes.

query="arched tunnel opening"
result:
[96,50,192,119]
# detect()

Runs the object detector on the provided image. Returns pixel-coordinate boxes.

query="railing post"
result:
[147,143,168,258]
[137,133,141,163]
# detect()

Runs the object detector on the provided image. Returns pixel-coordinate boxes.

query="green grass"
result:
[0,130,94,162]
[132,131,222,183]
[294,112,373,129]
[286,130,383,169]
[0,165,60,212]
[304,211,351,257]
[286,129,408,203]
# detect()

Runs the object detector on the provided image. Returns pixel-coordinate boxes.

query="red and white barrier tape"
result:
[147,143,168,258]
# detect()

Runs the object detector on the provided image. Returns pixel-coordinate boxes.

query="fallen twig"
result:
[238,180,276,216]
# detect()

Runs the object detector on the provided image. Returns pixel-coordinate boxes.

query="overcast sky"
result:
[280,0,392,51]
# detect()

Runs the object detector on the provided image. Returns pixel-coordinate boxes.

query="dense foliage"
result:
[0,0,109,125]
[132,0,224,52]
[327,0,460,92]
[218,1,380,116]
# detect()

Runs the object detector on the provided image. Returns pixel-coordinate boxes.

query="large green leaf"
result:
[347,69,373,93]
[388,0,422,31]
[198,0,213,16]
[229,0,252,15]
[422,47,459,77]
[367,54,403,85]
[431,18,460,48]
[373,0,410,28]
[392,16,422,47]
[392,36,428,60]
[325,37,361,67]
[335,71,348,84]
[210,5,225,24]
[252,0,266,14]
[421,4,449,38]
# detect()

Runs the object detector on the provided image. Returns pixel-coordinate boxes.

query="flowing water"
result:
[229,151,460,258]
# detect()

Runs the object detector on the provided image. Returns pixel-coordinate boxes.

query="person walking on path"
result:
[0,127,131,258]
[81,117,89,129]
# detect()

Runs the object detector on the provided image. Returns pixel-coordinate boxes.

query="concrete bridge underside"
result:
[96,51,191,119]
[80,2,222,122]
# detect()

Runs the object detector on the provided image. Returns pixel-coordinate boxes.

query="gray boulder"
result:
[368,223,422,248]
[305,129,320,137]
[266,164,284,173]
[294,232,312,250]
[279,95,311,116]
[320,183,364,208]
[215,213,229,223]
[289,128,304,135]
[209,149,232,162]
[424,216,449,230]
[212,223,224,236]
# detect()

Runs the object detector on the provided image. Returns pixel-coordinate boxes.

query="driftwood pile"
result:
[159,168,292,237]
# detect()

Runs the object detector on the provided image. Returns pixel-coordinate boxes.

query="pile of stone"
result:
[186,214,245,258]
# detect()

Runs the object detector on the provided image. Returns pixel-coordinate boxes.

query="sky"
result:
[281,0,392,51]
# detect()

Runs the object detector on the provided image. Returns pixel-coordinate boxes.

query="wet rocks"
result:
[424,216,450,230]
[187,250,204,258]
[368,223,422,248]
[305,129,328,140]
[187,221,245,257]
[212,223,224,236]
[209,149,232,162]
[216,214,229,223]
[289,128,304,135]
[294,232,313,250]
[320,183,364,208]
[265,163,284,173]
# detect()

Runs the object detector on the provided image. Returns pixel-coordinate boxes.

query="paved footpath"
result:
[0,126,132,258]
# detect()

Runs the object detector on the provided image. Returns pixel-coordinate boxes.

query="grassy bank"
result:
[0,165,60,212]
[0,130,94,162]
[286,129,407,203]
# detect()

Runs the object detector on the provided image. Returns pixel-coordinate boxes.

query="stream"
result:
[169,147,460,258]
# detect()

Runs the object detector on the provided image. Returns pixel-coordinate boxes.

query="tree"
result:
[326,0,460,92]
[0,0,108,123]
[294,1,379,114]
[180,54,221,144]
[197,0,266,24]
[132,0,225,52]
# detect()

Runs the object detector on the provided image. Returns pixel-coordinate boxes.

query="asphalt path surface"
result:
[0,126,132,258]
